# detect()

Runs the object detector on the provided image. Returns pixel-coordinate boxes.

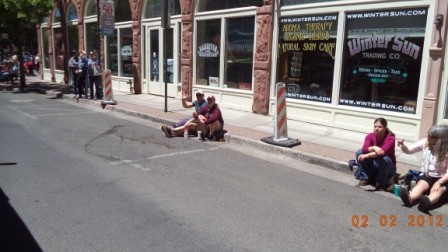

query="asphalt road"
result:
[0,92,447,252]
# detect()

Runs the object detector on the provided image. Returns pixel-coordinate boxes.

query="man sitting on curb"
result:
[161,95,224,141]
[175,89,208,128]
[161,90,208,138]
[196,95,224,141]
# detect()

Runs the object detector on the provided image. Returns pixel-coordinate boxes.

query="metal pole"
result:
[164,0,168,112]
[96,0,101,55]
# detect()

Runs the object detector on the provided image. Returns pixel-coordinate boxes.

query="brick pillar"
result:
[131,0,143,94]
[180,0,195,100]
[419,1,448,138]
[36,24,43,80]
[253,0,274,115]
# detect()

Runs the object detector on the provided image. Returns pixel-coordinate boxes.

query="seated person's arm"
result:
[204,109,221,125]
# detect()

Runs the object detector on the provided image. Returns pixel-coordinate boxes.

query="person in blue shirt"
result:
[87,51,103,99]
[75,51,88,98]
[162,90,208,138]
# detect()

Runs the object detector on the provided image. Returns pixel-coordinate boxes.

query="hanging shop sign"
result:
[100,0,115,36]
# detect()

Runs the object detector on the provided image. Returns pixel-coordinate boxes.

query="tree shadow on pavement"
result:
[0,187,43,252]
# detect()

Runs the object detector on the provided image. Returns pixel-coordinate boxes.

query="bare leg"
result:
[409,180,430,203]
[208,120,222,136]
[427,185,447,204]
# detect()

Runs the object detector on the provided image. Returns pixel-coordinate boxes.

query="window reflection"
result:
[42,28,50,69]
[196,20,221,87]
[224,17,254,90]
[53,27,65,70]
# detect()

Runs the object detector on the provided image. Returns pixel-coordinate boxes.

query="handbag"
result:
[94,65,103,76]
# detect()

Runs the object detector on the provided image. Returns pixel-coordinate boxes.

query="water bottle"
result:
[184,127,189,138]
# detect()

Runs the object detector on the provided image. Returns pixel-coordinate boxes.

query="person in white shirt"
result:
[397,125,448,212]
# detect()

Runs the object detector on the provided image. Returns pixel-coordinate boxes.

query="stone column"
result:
[253,0,274,115]
[419,1,448,138]
[36,24,43,80]
[77,0,85,52]
[47,22,55,82]
[131,0,142,94]
[180,0,195,100]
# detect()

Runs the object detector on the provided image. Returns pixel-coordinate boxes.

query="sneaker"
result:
[161,125,172,138]
[207,135,215,141]
[399,187,412,207]
[418,195,431,212]
[358,180,369,186]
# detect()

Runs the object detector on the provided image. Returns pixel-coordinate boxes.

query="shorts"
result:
[417,173,440,189]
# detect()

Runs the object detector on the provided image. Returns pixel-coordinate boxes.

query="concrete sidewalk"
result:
[1,76,421,176]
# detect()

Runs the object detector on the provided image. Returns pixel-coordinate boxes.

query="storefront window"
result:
[164,29,174,83]
[281,0,340,6]
[67,4,78,21]
[53,8,61,23]
[53,27,65,70]
[277,14,338,103]
[339,8,427,114]
[67,26,79,53]
[150,30,159,81]
[115,0,132,22]
[41,27,50,69]
[85,22,99,54]
[67,4,78,53]
[143,0,181,19]
[224,16,254,90]
[196,20,221,87]
[197,0,262,11]
[121,28,133,77]
[85,0,97,17]
[108,30,118,76]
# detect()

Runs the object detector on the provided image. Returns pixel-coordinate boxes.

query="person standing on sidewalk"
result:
[355,117,396,190]
[75,51,88,98]
[34,54,40,74]
[397,125,448,212]
[87,51,103,99]
[68,50,79,98]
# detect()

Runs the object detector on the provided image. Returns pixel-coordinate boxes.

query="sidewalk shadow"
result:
[0,187,43,251]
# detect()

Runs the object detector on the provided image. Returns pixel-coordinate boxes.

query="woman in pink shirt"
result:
[355,118,397,190]
[397,125,448,212]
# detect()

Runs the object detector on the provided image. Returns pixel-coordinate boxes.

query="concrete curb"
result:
[227,134,350,173]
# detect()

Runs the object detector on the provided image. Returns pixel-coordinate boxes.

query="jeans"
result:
[88,75,103,99]
[355,149,396,185]
[71,72,79,95]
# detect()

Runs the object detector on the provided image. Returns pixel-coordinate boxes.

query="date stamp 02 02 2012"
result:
[351,214,444,227]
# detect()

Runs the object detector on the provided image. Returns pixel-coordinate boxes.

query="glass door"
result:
[147,26,176,97]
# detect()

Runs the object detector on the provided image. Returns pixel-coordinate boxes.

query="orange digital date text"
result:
[351,214,443,227]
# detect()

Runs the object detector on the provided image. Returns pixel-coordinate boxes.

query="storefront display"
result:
[277,14,338,103]
[120,28,133,77]
[339,7,427,114]
[224,16,255,90]
[41,27,49,69]
[196,20,221,87]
